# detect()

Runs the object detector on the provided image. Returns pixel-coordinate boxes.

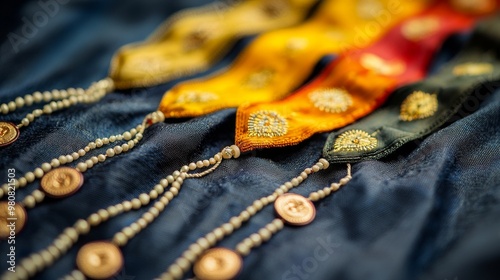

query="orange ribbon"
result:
[235,1,491,152]
[159,0,429,118]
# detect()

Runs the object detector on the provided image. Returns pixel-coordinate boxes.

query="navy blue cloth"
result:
[0,1,499,280]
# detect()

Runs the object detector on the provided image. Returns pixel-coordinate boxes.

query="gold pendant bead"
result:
[274,193,316,226]
[40,167,84,198]
[193,247,243,280]
[76,241,123,280]
[0,201,27,239]
[0,121,20,147]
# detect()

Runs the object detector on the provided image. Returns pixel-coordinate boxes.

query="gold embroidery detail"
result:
[452,62,494,76]
[401,17,440,41]
[333,130,377,152]
[248,110,288,138]
[243,69,275,89]
[308,88,353,113]
[360,53,406,76]
[175,91,219,104]
[400,91,438,121]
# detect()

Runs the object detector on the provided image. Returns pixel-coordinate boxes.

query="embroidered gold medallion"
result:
[360,53,405,76]
[333,130,377,152]
[243,69,275,89]
[452,62,494,76]
[401,17,440,41]
[248,110,288,138]
[308,88,353,113]
[400,91,438,121]
[174,91,218,104]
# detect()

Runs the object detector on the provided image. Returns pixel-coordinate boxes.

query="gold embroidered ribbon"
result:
[159,0,429,118]
[235,0,488,152]
[109,0,318,89]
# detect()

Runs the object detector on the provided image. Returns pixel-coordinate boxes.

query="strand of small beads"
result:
[0,111,164,240]
[154,159,340,280]
[0,79,114,147]
[3,145,241,280]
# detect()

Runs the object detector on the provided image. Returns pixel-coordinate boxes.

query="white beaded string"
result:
[0,79,114,129]
[157,159,336,280]
[0,111,165,206]
[5,146,241,280]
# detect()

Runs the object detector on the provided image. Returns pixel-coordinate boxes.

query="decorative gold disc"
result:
[333,130,378,152]
[40,167,84,198]
[248,110,288,138]
[0,122,20,147]
[76,241,123,280]
[274,193,316,226]
[400,91,438,121]
[0,201,27,239]
[194,247,243,280]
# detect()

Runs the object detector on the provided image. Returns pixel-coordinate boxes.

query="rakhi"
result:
[0,0,427,237]
[158,0,428,118]
[235,0,492,152]
[152,10,500,280]
[0,0,319,237]
[0,0,317,146]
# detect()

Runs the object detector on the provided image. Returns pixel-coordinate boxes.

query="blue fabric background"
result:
[0,1,499,279]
